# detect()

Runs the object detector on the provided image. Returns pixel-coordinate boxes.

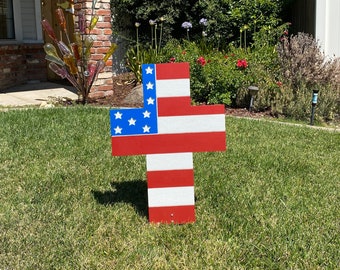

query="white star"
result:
[114,126,122,134]
[143,125,151,133]
[146,82,154,90]
[145,66,153,74]
[143,110,151,118]
[128,118,136,125]
[114,111,122,119]
[147,97,155,105]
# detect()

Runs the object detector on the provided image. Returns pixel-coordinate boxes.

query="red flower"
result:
[224,55,228,59]
[182,50,187,55]
[169,57,176,63]
[197,56,206,66]
[276,81,283,87]
[236,59,248,69]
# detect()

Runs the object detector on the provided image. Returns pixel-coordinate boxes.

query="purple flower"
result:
[181,21,192,30]
[199,18,208,26]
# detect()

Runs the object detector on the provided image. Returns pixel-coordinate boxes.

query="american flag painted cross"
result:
[110,62,226,224]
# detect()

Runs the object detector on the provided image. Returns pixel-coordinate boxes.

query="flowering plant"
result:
[181,21,192,40]
[169,57,176,63]
[126,17,166,84]
[199,18,208,27]
[181,21,193,29]
[197,56,207,66]
[199,18,208,38]
[236,59,248,69]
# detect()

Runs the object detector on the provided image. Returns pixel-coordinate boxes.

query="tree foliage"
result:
[111,0,285,47]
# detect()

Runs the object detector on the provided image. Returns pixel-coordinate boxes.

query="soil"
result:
[86,73,274,119]
[87,73,143,108]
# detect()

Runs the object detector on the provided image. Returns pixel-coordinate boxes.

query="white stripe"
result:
[158,114,225,134]
[148,187,195,207]
[156,79,190,97]
[146,153,193,171]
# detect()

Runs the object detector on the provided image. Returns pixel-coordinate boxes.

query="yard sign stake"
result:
[110,62,226,224]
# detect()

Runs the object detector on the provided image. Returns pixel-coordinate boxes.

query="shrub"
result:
[158,40,246,106]
[226,23,289,110]
[126,23,290,108]
[111,0,195,44]
[277,32,340,121]
[191,0,283,48]
[156,40,229,104]
[125,46,158,84]
[111,0,285,48]
[116,5,339,123]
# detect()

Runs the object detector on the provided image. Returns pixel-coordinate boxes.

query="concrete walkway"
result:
[0,82,78,107]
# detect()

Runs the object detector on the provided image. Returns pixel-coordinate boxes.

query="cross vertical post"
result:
[110,62,226,224]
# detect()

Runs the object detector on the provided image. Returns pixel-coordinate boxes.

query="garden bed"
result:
[86,73,274,119]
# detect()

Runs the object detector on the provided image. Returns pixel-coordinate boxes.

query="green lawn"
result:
[0,107,339,269]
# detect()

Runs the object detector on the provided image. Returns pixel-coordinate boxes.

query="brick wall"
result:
[0,43,47,91]
[74,0,113,99]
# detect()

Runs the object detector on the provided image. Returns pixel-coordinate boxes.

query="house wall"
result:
[0,0,46,91]
[284,0,339,58]
[315,0,340,57]
[0,43,46,90]
[74,0,114,99]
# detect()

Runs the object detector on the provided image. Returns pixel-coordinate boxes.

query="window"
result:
[0,0,42,43]
[0,0,15,39]
[21,0,37,40]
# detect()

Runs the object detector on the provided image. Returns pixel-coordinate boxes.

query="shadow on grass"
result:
[92,180,148,218]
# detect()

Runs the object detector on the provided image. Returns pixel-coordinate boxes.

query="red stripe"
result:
[156,62,190,80]
[147,169,194,188]
[149,205,195,224]
[111,132,226,156]
[157,97,225,116]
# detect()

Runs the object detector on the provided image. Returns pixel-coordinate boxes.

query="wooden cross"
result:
[110,62,226,224]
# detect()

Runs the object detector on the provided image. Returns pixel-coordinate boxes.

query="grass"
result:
[0,107,339,269]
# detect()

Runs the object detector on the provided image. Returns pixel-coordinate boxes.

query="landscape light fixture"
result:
[310,89,319,125]
[248,86,259,112]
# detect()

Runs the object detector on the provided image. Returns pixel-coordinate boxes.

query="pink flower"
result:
[236,59,248,69]
[197,56,206,66]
